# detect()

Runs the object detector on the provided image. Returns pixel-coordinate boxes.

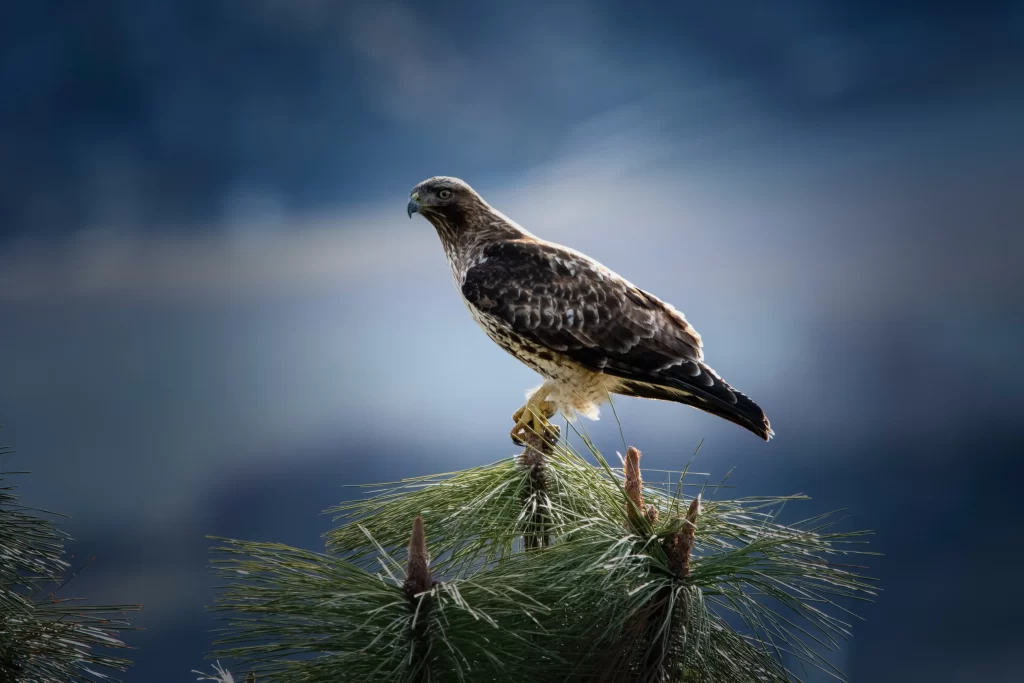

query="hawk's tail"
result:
[617,361,773,441]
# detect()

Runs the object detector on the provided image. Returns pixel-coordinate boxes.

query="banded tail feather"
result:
[616,360,773,441]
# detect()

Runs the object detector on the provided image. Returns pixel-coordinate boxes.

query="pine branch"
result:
[208,435,876,682]
[516,424,558,550]
[209,519,553,682]
[0,467,138,681]
[325,428,604,575]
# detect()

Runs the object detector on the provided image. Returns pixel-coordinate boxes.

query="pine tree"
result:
[0,443,137,681]
[207,424,876,682]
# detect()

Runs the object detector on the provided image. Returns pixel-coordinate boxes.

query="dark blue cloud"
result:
[2,1,1022,238]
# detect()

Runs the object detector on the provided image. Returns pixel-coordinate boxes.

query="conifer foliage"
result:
[0,444,136,681]
[209,427,875,682]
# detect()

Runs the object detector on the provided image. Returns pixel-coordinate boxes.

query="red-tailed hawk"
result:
[407,176,773,443]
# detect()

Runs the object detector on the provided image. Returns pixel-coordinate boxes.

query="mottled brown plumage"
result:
[407,176,773,441]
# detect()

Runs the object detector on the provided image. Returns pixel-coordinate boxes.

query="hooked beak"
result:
[407,192,420,218]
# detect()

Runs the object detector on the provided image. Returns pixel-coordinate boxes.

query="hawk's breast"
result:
[468,305,555,374]
[468,305,620,420]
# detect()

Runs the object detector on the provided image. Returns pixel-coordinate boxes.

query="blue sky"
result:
[1,1,1023,680]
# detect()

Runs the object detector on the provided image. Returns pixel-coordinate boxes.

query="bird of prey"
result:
[407,176,773,444]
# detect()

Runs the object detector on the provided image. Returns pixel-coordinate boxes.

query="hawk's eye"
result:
[438,189,453,200]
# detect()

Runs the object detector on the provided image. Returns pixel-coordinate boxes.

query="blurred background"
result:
[1,1,1022,680]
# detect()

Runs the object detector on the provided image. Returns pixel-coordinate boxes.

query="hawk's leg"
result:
[510,384,559,446]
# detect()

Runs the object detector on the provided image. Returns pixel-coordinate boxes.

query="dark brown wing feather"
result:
[461,238,772,440]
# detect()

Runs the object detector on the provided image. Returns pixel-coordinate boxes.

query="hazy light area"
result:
[1,1,1022,680]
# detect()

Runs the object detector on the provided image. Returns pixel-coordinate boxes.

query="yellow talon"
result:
[510,392,559,445]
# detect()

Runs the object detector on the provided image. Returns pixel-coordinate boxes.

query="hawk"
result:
[407,176,773,443]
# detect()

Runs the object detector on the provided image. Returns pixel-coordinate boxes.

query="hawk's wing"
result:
[461,238,772,440]
[462,238,703,371]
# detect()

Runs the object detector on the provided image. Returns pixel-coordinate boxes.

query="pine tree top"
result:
[207,426,876,682]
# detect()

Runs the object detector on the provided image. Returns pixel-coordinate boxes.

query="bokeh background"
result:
[1,1,1023,680]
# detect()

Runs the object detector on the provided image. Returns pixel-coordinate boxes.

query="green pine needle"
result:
[209,437,876,682]
[0,468,138,681]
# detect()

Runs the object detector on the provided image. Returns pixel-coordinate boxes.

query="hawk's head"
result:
[407,176,483,224]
